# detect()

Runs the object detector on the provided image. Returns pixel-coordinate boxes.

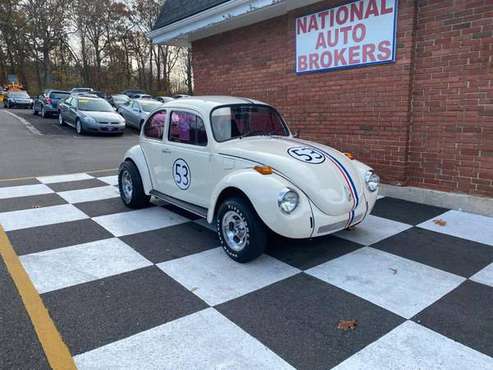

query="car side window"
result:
[169,111,207,146]
[144,110,166,140]
[65,97,73,106]
[131,101,139,111]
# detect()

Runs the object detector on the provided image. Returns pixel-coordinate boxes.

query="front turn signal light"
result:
[254,166,273,175]
[344,152,354,160]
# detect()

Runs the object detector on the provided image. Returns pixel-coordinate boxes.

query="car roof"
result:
[162,96,269,113]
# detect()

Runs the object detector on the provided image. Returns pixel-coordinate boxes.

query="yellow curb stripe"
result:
[0,226,77,370]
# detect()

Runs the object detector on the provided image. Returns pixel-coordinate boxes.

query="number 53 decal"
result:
[173,159,191,190]
[287,147,325,164]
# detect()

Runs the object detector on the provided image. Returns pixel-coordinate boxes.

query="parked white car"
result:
[118,96,380,262]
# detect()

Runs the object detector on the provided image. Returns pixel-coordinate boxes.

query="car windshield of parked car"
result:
[113,95,129,104]
[50,92,69,99]
[140,100,162,112]
[10,91,30,98]
[78,98,113,112]
[211,105,289,142]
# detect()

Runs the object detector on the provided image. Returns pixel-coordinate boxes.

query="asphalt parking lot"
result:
[0,109,492,369]
[0,108,138,179]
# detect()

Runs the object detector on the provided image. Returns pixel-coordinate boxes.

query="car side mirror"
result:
[293,129,301,138]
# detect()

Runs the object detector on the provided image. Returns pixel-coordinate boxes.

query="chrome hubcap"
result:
[222,210,248,252]
[121,170,133,202]
[58,114,62,124]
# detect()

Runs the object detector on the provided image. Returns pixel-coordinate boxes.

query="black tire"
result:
[216,197,267,263]
[75,119,84,135]
[118,160,150,209]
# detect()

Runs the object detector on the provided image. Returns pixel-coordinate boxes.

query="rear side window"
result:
[144,110,166,140]
[50,92,69,99]
[169,111,207,146]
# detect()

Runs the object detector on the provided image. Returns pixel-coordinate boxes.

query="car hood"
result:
[81,111,122,122]
[218,137,366,216]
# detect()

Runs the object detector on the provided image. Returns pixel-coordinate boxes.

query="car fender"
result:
[208,169,314,239]
[122,144,153,194]
[351,159,378,211]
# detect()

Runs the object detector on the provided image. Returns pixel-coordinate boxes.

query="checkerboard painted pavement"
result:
[1,171,493,369]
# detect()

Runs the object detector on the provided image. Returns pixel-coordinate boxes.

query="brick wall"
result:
[193,0,493,197]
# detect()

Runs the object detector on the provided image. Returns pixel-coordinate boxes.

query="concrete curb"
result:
[380,184,493,217]
[3,110,42,136]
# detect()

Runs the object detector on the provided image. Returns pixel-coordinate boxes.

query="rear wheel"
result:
[118,161,150,209]
[216,197,267,263]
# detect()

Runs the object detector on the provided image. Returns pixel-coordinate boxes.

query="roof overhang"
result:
[150,0,322,46]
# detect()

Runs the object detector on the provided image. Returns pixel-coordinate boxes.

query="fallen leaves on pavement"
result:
[337,320,358,331]
[433,219,447,226]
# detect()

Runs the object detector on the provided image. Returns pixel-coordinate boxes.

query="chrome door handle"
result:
[161,149,172,154]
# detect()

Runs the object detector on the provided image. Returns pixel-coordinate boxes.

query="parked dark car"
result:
[121,89,146,98]
[3,91,33,108]
[172,94,190,99]
[58,95,125,135]
[108,94,130,108]
[33,90,70,118]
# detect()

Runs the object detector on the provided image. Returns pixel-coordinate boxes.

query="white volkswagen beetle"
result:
[118,96,380,262]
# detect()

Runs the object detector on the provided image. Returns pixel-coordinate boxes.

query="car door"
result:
[66,97,78,126]
[129,101,142,128]
[140,110,168,192]
[163,110,211,208]
[60,97,73,124]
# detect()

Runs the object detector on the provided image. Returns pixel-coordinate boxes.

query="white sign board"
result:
[296,0,398,74]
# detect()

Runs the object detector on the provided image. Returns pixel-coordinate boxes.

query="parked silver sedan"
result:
[118,99,164,131]
[58,95,125,135]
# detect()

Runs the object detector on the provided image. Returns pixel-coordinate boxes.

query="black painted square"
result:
[217,273,404,369]
[372,197,448,225]
[42,266,208,355]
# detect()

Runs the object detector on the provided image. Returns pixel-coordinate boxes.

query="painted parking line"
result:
[3,110,43,136]
[0,226,76,370]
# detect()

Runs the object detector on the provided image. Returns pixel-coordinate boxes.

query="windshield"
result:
[78,98,113,112]
[211,105,289,142]
[10,91,29,98]
[140,100,162,112]
[50,92,69,99]
[113,95,129,103]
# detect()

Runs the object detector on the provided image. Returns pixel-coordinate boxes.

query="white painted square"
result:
[470,263,493,288]
[335,215,412,246]
[0,204,89,231]
[58,186,120,204]
[98,175,118,186]
[418,210,493,246]
[74,308,294,370]
[20,238,152,293]
[306,247,464,319]
[0,184,54,200]
[93,207,189,237]
[333,321,493,370]
[158,248,299,306]
[37,173,94,184]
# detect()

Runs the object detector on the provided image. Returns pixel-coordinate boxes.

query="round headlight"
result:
[365,170,380,192]
[278,189,299,214]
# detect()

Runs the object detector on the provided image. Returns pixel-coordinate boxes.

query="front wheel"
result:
[58,113,65,126]
[75,119,84,135]
[118,161,150,209]
[216,197,267,263]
